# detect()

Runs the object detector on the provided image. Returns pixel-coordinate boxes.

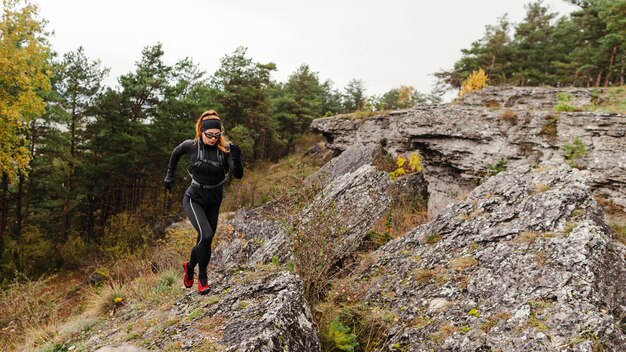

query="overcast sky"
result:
[36,0,578,100]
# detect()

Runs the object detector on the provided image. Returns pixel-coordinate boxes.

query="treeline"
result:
[0,1,442,280]
[436,0,626,88]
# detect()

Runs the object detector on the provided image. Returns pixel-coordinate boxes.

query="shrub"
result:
[458,68,489,98]
[13,227,59,277]
[555,92,580,112]
[539,114,558,140]
[325,318,358,351]
[389,152,422,180]
[486,158,507,176]
[562,136,588,168]
[500,109,517,124]
[60,234,88,269]
[102,212,151,259]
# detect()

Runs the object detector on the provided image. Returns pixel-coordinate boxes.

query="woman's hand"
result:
[229,144,242,160]
[164,171,175,190]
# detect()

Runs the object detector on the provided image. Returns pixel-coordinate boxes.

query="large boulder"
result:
[311,88,626,217]
[357,163,626,351]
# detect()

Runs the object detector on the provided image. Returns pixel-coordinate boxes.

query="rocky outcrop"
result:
[310,87,626,217]
[457,86,599,110]
[357,163,626,351]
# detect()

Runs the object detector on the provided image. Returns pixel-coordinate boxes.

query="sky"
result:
[35,0,578,100]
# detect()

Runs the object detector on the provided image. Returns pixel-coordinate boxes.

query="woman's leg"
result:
[197,202,221,279]
[182,196,213,278]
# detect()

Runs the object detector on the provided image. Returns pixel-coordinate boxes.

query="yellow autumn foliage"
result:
[389,152,423,180]
[458,68,489,98]
[0,0,52,182]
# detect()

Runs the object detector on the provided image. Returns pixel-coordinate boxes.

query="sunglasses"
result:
[203,131,222,139]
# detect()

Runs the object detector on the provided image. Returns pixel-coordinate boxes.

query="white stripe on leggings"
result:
[189,198,203,245]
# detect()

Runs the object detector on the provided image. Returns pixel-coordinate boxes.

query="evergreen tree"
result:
[320,79,343,116]
[51,47,109,240]
[212,46,279,160]
[342,79,367,112]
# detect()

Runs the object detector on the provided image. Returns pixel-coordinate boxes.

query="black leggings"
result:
[182,195,221,279]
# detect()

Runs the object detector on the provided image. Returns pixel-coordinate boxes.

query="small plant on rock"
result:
[562,136,588,169]
[555,92,580,112]
[486,158,507,176]
[389,152,423,180]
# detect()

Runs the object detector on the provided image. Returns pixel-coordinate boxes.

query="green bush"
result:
[10,227,60,277]
[60,234,88,269]
[562,136,588,168]
[555,92,580,112]
[325,318,358,352]
[102,212,151,259]
[486,158,507,176]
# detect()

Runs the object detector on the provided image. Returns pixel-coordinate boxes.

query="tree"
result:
[342,79,367,112]
[212,46,278,160]
[52,47,109,240]
[320,79,343,116]
[271,64,324,151]
[0,0,51,248]
[509,1,559,86]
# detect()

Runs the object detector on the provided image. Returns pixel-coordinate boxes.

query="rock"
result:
[302,164,391,262]
[206,271,321,351]
[87,270,107,286]
[311,87,626,216]
[458,86,598,110]
[306,142,387,183]
[357,162,626,351]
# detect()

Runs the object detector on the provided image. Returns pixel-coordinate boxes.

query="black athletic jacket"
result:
[165,139,244,205]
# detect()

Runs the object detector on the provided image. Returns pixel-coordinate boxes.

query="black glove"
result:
[229,144,242,160]
[164,169,175,190]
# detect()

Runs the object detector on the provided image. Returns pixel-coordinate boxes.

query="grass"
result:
[610,221,626,246]
[539,114,558,140]
[500,109,518,124]
[582,86,626,114]
[448,256,479,271]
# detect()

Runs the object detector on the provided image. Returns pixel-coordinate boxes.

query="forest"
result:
[1,0,624,281]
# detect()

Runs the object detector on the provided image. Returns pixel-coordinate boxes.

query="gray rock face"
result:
[307,143,384,183]
[302,164,391,261]
[310,88,626,217]
[458,86,599,110]
[212,203,291,271]
[359,163,626,351]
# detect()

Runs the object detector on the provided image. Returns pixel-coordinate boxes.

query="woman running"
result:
[164,110,244,294]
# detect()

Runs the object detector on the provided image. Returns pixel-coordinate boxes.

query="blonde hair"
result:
[194,110,230,153]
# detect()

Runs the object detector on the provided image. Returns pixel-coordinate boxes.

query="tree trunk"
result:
[594,69,603,87]
[14,173,24,240]
[62,105,77,242]
[0,173,8,253]
[604,45,618,87]
[619,56,624,86]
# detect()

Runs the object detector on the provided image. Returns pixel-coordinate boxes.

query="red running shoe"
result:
[198,276,210,295]
[183,261,193,288]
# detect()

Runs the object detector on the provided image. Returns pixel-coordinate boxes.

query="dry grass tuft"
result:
[413,266,449,285]
[535,183,551,193]
[513,231,541,244]
[500,109,518,124]
[448,256,479,271]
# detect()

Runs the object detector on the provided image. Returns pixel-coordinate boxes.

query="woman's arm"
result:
[227,144,244,179]
[164,140,193,189]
